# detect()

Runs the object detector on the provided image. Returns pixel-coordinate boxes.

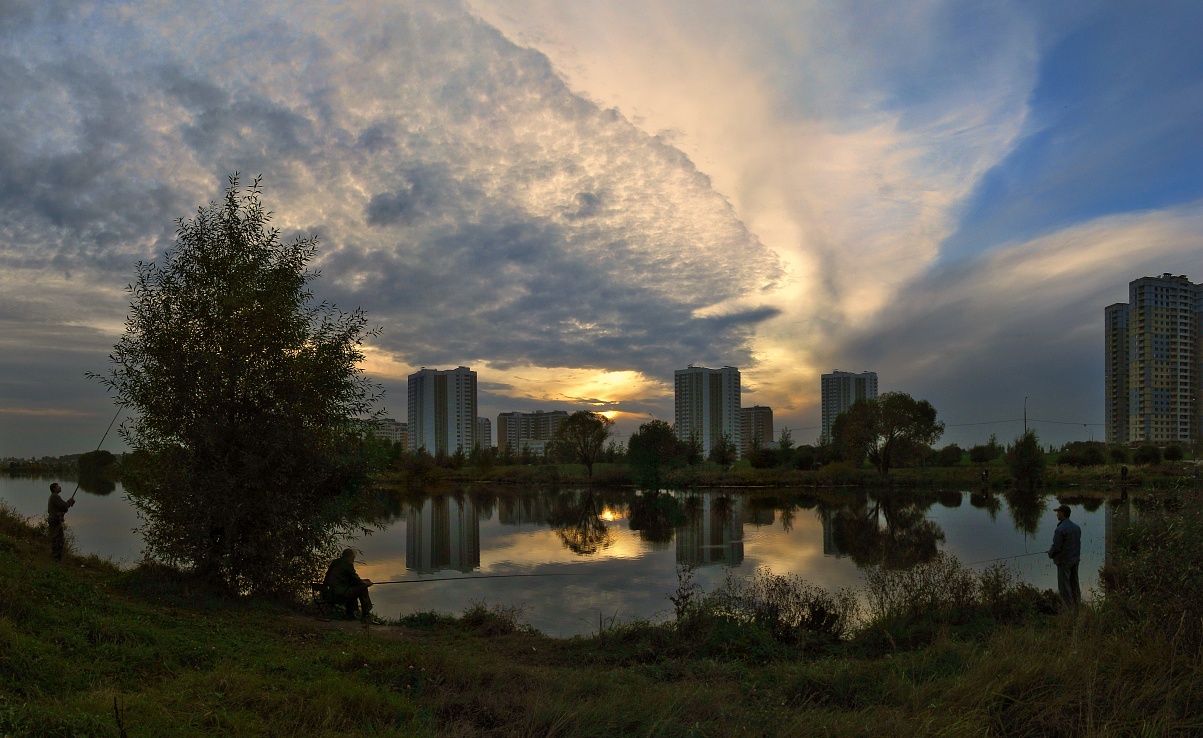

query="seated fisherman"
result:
[323,548,373,620]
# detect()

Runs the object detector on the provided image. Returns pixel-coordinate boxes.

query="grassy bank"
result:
[2,497,1201,737]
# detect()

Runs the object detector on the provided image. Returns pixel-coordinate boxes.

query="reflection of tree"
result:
[936,490,962,508]
[830,491,945,569]
[546,489,614,556]
[969,491,1001,521]
[626,490,683,544]
[78,474,116,496]
[1004,488,1046,535]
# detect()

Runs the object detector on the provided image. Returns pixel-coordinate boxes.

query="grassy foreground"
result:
[2,500,1202,737]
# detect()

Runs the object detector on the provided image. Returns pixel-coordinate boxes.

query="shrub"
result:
[702,567,859,645]
[1101,495,1203,649]
[1133,445,1162,465]
[1056,442,1106,467]
[934,445,965,467]
[1163,444,1185,462]
[459,601,534,636]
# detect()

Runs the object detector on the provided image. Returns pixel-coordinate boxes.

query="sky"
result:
[3,0,1203,456]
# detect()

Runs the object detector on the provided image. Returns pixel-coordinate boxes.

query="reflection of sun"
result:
[600,506,625,522]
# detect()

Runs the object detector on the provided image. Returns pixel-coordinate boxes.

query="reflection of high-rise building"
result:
[675,492,744,566]
[476,417,492,449]
[740,406,774,457]
[405,496,481,573]
[821,371,878,440]
[1104,498,1134,572]
[407,367,478,454]
[820,507,845,558]
[497,494,554,527]
[1106,274,1203,445]
[496,410,568,455]
[674,366,741,459]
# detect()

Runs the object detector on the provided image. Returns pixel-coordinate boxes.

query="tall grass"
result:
[4,496,1203,736]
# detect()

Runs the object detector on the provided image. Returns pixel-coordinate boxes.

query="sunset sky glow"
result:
[3,0,1203,455]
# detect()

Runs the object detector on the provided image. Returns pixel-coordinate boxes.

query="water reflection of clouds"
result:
[0,478,1123,636]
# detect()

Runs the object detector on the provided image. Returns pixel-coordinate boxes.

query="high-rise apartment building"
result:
[674,365,741,459]
[496,410,568,455]
[1105,274,1203,446]
[371,418,408,446]
[476,417,492,449]
[821,371,878,440]
[407,366,477,454]
[1104,303,1130,445]
[740,406,774,457]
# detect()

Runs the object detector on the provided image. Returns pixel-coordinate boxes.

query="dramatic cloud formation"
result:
[2,0,1202,454]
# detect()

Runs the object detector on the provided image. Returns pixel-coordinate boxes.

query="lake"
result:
[1,474,1133,636]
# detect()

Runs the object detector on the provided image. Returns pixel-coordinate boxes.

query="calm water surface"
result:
[1,475,1133,636]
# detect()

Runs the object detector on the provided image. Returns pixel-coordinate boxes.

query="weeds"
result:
[459,600,536,636]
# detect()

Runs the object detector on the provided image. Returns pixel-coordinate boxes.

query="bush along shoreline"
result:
[3,491,1202,736]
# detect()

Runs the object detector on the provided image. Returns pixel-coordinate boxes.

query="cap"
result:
[1054,504,1071,515]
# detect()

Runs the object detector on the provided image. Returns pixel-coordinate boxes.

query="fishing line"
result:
[69,405,123,500]
[963,551,1047,567]
[372,572,582,585]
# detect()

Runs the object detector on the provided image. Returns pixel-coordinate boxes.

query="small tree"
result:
[92,176,381,596]
[777,428,795,468]
[549,411,614,478]
[1164,444,1185,462]
[935,444,964,467]
[709,433,737,466]
[1134,444,1162,466]
[1006,430,1046,489]
[969,434,1004,467]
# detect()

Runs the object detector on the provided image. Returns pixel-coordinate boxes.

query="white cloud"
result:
[468,0,1041,419]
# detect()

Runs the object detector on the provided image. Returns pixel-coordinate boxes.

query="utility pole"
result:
[1023,397,1028,434]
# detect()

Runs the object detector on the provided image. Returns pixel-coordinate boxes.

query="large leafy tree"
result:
[93,176,381,596]
[627,419,686,487]
[549,411,614,478]
[832,392,944,476]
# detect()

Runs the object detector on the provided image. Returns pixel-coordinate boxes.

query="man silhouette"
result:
[47,483,76,562]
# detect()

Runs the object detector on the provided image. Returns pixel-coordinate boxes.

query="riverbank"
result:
[3,497,1201,736]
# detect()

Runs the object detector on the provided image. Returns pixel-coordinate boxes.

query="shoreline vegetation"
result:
[3,490,1202,736]
[8,444,1200,492]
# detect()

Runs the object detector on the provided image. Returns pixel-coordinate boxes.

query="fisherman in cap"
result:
[1047,504,1082,609]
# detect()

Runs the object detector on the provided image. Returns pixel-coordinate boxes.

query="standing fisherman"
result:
[47,483,76,562]
[1047,504,1082,609]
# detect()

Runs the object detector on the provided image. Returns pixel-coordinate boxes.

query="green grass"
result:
[2,498,1202,736]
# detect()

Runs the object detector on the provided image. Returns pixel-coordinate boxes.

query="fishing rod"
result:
[371,572,582,585]
[69,406,123,501]
[964,551,1046,567]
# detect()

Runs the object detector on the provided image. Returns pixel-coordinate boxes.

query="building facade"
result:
[1104,302,1130,445]
[372,418,408,447]
[821,371,878,440]
[496,410,568,455]
[1105,274,1203,446]
[407,366,478,454]
[674,365,741,459]
[739,405,774,457]
[476,417,492,449]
